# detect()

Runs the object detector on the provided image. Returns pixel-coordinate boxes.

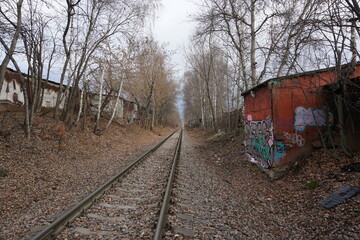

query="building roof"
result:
[6,67,63,87]
[241,62,360,96]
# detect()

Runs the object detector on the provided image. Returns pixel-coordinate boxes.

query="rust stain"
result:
[243,64,360,168]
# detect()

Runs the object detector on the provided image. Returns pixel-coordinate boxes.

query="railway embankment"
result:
[1,111,359,239]
[190,129,360,239]
[0,112,172,239]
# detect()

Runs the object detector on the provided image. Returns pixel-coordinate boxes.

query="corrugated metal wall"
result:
[243,64,360,169]
[271,72,336,166]
[243,84,274,168]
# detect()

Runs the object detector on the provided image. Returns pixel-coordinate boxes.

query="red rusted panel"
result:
[271,65,360,166]
[272,74,334,166]
[243,64,360,169]
[243,83,272,121]
[243,84,273,168]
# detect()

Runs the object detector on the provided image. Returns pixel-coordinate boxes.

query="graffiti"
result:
[294,106,334,131]
[253,134,272,161]
[283,132,305,147]
[244,117,274,168]
[274,141,286,161]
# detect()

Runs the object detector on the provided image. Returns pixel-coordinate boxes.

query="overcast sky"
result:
[2,0,199,82]
[151,0,199,121]
[152,0,199,78]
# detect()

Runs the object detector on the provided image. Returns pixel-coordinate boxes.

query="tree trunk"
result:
[54,0,77,120]
[76,88,84,124]
[250,0,257,87]
[3,52,31,140]
[235,81,241,131]
[0,0,24,93]
[94,69,105,134]
[103,79,124,131]
[335,93,353,156]
[151,91,156,131]
[82,87,88,131]
[205,79,216,129]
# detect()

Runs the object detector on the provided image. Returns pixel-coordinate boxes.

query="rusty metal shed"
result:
[242,64,360,176]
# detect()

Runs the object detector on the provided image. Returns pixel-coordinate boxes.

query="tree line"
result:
[0,0,179,139]
[184,0,360,133]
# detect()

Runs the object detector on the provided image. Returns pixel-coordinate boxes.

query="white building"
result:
[0,68,139,122]
[90,93,124,118]
[0,68,65,110]
[89,92,140,123]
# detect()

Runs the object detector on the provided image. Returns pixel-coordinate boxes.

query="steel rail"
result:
[31,129,178,240]
[153,128,183,240]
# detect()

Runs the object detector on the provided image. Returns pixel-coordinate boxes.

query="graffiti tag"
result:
[252,134,272,161]
[274,141,286,161]
[283,132,305,147]
[294,106,333,131]
[244,117,282,168]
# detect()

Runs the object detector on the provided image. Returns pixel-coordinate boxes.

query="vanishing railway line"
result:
[30,129,184,240]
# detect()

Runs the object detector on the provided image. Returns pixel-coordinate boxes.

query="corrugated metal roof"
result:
[241,62,360,96]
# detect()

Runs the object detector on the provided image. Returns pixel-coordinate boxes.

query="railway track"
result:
[30,129,183,240]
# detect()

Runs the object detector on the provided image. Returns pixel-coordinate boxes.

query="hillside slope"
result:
[0,112,172,239]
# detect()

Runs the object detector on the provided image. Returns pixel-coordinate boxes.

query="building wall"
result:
[271,72,336,167]
[1,68,141,126]
[243,64,360,170]
[89,94,140,122]
[90,95,124,118]
[345,76,360,151]
[41,88,64,109]
[106,97,124,118]
[0,69,65,110]
[0,71,25,105]
[243,85,274,168]
[123,100,138,123]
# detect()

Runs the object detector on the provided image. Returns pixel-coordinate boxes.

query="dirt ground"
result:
[188,129,360,239]
[0,112,173,239]
[0,111,359,239]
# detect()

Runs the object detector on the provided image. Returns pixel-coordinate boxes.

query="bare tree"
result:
[185,38,230,130]
[345,0,360,22]
[271,0,322,77]
[19,0,58,126]
[53,0,81,121]
[125,38,177,130]
[193,0,277,89]
[0,0,24,92]
[318,0,359,155]
[0,41,31,139]
[55,0,159,128]
[0,0,34,140]
[91,41,129,134]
